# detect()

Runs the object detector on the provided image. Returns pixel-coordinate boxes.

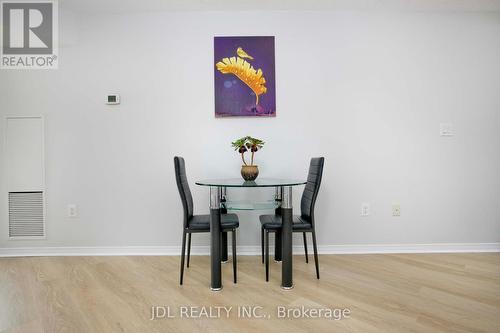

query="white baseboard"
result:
[318,243,500,254]
[0,243,498,257]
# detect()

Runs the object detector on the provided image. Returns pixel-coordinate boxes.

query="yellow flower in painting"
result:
[216,56,267,106]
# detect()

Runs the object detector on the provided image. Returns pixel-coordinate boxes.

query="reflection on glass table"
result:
[222,200,281,211]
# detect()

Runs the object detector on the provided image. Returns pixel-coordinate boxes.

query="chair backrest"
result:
[174,156,194,228]
[300,157,325,223]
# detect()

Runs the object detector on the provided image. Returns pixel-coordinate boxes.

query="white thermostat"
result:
[106,94,120,105]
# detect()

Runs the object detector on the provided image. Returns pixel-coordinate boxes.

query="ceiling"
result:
[59,0,500,14]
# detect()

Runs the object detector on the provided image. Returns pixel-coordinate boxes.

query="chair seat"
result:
[188,213,239,231]
[259,214,312,231]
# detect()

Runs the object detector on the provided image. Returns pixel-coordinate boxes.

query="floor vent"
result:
[8,191,45,238]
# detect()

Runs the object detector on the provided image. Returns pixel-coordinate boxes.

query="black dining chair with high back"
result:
[174,156,240,285]
[259,157,324,281]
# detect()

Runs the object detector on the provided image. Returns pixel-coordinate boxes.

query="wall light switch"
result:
[67,204,78,218]
[361,202,370,216]
[440,123,454,136]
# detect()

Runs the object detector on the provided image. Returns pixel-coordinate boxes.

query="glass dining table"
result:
[195,178,306,291]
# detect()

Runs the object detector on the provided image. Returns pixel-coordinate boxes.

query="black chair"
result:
[259,157,324,281]
[174,156,239,285]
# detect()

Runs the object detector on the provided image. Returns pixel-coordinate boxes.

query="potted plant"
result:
[231,136,265,181]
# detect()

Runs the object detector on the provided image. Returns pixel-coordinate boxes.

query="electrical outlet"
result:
[392,203,401,217]
[67,204,78,217]
[361,202,370,216]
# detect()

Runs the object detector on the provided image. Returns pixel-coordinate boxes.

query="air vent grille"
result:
[8,192,45,238]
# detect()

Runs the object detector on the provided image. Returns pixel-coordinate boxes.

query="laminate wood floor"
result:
[1,253,499,333]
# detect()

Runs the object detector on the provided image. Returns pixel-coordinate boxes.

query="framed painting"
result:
[214,36,276,117]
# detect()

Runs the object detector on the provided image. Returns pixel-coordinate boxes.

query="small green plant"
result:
[231,136,265,166]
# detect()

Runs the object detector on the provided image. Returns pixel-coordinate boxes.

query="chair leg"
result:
[303,232,309,263]
[180,231,187,285]
[221,231,228,262]
[312,229,320,279]
[265,230,270,282]
[261,227,264,264]
[186,233,192,268]
[274,231,282,261]
[232,229,237,283]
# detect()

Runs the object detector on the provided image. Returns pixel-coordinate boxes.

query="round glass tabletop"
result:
[195,178,306,187]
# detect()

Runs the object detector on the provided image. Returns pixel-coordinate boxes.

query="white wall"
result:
[1,9,500,252]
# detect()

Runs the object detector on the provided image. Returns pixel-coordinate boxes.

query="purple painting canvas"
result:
[214,36,276,117]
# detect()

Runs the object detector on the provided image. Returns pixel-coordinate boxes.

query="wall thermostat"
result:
[106,94,120,105]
